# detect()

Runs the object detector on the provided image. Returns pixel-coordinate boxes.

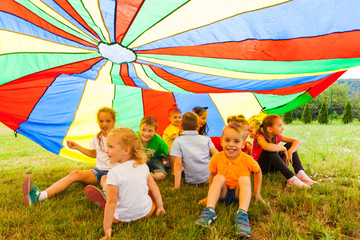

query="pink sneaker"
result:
[286,176,310,188]
[297,170,318,186]
[84,185,107,210]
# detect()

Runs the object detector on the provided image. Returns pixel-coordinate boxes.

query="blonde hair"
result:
[108,127,147,164]
[97,107,116,152]
[222,122,246,141]
[140,116,158,131]
[249,118,261,130]
[227,114,248,125]
[255,114,281,143]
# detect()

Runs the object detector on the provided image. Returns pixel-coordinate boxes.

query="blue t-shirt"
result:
[170,130,215,184]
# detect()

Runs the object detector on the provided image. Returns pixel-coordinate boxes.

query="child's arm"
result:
[209,147,219,156]
[147,175,166,216]
[66,140,96,158]
[253,170,265,204]
[198,172,217,205]
[173,156,183,189]
[257,136,286,152]
[281,136,301,156]
[171,134,179,140]
[102,184,118,239]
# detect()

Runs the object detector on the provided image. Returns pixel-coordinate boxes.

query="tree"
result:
[317,101,329,124]
[301,103,312,124]
[342,100,353,124]
[283,111,293,124]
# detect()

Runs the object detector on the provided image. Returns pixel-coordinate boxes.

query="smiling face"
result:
[249,127,257,139]
[268,117,284,137]
[198,111,208,127]
[169,112,181,127]
[221,127,245,161]
[106,136,130,164]
[139,124,156,144]
[97,112,115,137]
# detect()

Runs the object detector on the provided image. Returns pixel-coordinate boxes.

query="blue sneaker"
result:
[234,209,251,237]
[195,207,217,227]
[84,185,107,210]
[22,176,41,206]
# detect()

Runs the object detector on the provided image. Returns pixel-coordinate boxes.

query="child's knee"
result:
[237,176,251,186]
[213,174,226,184]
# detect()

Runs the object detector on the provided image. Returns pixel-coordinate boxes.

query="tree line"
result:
[284,79,360,124]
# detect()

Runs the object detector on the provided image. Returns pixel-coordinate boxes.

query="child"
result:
[195,123,263,237]
[252,114,317,187]
[99,127,166,239]
[137,116,169,180]
[162,104,181,172]
[22,107,117,206]
[171,112,218,189]
[192,106,208,136]
[249,118,261,140]
[227,114,252,155]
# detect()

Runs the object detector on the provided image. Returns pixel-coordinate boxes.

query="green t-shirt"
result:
[137,132,169,159]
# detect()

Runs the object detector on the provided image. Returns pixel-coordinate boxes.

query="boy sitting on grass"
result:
[171,111,218,189]
[195,123,264,238]
[137,116,169,180]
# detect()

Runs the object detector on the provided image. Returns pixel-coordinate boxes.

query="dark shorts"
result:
[91,168,109,183]
[147,157,167,176]
[219,186,239,204]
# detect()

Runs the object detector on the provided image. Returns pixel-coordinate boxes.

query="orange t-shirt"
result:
[209,151,260,189]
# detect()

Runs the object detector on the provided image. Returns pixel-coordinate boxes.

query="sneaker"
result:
[22,176,41,205]
[234,209,251,237]
[84,185,107,210]
[195,207,217,227]
[297,170,318,185]
[286,176,310,188]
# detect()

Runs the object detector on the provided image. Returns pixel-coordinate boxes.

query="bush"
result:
[302,103,312,124]
[318,101,329,124]
[342,100,353,124]
[283,111,293,124]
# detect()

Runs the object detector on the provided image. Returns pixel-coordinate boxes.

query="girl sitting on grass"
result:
[252,114,317,187]
[93,127,166,239]
[22,107,117,208]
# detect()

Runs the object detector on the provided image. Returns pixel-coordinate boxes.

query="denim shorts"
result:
[91,168,109,183]
[219,186,239,204]
[147,157,167,175]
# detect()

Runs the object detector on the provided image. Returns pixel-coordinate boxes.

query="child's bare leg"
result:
[235,176,252,211]
[151,172,166,180]
[206,174,227,208]
[45,170,97,198]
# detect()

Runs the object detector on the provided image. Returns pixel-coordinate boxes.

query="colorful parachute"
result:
[1,0,360,162]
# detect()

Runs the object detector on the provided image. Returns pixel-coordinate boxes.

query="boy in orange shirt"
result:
[195,123,264,237]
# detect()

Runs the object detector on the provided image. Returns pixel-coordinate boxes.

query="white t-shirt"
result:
[106,160,153,222]
[90,134,118,170]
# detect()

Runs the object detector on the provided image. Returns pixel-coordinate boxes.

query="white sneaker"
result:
[286,176,310,188]
[297,170,318,186]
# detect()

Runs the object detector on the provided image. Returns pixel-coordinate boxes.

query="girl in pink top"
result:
[252,114,317,187]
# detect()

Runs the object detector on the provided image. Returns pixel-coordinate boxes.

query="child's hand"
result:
[100,232,111,240]
[156,207,166,216]
[281,149,290,165]
[254,194,266,205]
[66,140,79,150]
[198,197,207,205]
[172,186,180,191]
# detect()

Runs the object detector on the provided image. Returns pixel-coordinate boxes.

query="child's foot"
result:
[84,185,107,210]
[234,209,251,237]
[195,207,217,227]
[297,170,318,185]
[22,176,41,205]
[286,176,310,188]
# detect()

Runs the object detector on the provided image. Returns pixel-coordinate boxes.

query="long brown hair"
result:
[255,114,280,143]
[108,127,147,165]
[97,107,116,152]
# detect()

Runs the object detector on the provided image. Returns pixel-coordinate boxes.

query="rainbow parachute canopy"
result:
[1,0,360,162]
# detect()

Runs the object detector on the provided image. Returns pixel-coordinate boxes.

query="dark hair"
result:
[255,114,281,143]
[181,112,199,131]
[140,116,158,131]
[192,106,208,135]
[168,104,181,117]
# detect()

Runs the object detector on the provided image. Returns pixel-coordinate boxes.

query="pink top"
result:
[251,134,282,161]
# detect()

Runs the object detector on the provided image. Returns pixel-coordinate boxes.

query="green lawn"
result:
[1,121,360,239]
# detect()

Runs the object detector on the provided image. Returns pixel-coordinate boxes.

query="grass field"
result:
[1,120,360,240]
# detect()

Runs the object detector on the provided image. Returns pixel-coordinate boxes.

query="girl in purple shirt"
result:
[252,114,317,187]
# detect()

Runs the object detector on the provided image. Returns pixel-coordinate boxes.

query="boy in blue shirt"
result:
[171,112,218,189]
